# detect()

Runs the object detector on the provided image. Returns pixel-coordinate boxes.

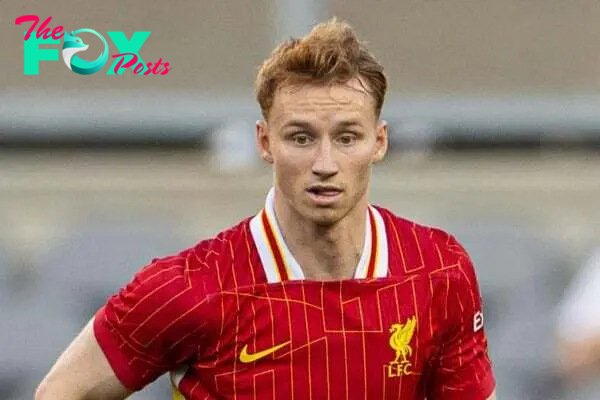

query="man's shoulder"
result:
[149,217,259,293]
[185,217,253,263]
[374,205,471,274]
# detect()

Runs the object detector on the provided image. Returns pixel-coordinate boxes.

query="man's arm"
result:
[426,232,496,400]
[35,318,132,400]
[36,249,209,399]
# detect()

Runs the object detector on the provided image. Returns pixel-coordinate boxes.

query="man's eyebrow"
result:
[282,120,314,130]
[335,120,363,128]
[281,119,364,130]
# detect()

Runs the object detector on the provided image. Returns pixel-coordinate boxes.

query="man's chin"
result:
[303,207,345,227]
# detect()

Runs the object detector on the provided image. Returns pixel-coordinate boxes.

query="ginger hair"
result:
[255,18,387,120]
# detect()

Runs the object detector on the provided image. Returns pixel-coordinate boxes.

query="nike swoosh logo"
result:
[239,340,291,363]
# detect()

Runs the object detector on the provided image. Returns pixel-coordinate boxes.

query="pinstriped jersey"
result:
[94,190,495,399]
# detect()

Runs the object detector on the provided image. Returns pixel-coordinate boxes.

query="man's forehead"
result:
[278,80,371,103]
[269,81,376,125]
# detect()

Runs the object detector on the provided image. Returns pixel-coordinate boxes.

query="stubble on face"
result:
[260,79,386,227]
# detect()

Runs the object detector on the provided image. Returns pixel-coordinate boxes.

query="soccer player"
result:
[36,18,496,400]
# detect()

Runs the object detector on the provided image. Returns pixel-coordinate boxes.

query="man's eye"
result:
[292,134,312,145]
[338,134,357,145]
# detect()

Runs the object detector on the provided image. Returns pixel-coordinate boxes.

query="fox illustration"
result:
[61,29,109,75]
[62,31,89,70]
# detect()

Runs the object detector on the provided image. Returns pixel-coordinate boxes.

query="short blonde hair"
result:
[255,18,387,120]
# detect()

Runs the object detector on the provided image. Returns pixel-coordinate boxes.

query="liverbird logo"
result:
[386,316,416,378]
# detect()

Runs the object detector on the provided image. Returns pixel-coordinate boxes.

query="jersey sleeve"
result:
[428,236,496,400]
[93,251,206,391]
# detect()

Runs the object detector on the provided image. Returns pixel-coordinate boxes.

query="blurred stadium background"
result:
[2,1,600,399]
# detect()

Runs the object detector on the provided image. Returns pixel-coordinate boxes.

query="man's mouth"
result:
[307,186,343,196]
[306,186,343,204]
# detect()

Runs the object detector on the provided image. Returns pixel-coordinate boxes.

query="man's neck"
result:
[273,191,368,281]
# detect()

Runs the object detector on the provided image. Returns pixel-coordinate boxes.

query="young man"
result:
[36,19,496,399]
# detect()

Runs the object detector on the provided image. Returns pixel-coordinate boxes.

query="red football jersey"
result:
[94,189,495,399]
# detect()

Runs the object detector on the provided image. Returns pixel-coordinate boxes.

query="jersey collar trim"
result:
[249,188,388,282]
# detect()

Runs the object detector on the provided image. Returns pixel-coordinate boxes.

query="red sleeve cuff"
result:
[93,307,148,392]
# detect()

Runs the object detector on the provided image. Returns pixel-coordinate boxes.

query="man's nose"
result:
[312,139,338,178]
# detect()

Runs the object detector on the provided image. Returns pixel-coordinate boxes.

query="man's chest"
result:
[182,278,445,399]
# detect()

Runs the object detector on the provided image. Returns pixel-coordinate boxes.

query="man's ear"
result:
[256,120,274,164]
[372,120,388,164]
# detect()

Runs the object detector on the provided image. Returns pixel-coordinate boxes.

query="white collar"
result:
[249,188,389,282]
